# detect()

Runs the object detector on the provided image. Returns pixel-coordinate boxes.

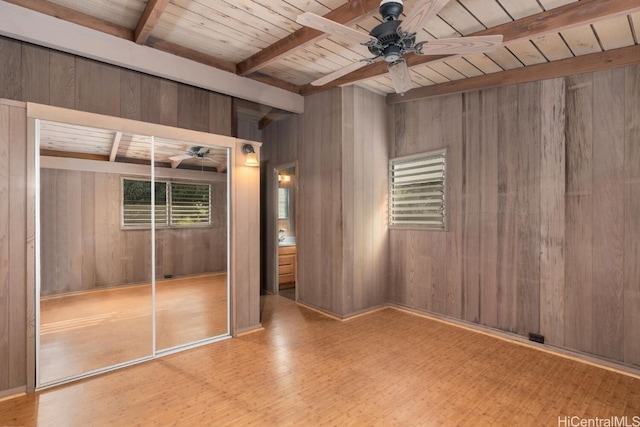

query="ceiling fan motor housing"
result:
[368,19,415,62]
[379,0,403,21]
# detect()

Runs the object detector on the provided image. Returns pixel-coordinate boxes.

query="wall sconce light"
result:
[242,144,259,167]
[278,174,291,183]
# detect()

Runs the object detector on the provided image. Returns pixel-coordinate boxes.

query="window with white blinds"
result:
[170,182,211,225]
[389,149,446,229]
[122,179,210,228]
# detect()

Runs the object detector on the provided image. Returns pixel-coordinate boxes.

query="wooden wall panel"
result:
[21,44,49,105]
[539,78,566,347]
[178,85,209,132]
[564,73,593,354]
[478,88,499,327]
[341,86,388,315]
[0,100,28,393]
[591,69,625,361]
[49,51,75,109]
[209,93,232,137]
[0,38,22,100]
[495,84,519,334]
[120,70,141,121]
[75,58,121,117]
[624,66,640,366]
[297,89,343,315]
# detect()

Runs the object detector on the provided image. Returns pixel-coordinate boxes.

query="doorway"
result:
[274,164,297,300]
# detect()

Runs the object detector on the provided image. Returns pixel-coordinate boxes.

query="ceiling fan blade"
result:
[416,35,503,55]
[296,12,377,45]
[168,154,192,161]
[197,146,210,155]
[398,0,451,36]
[311,60,371,87]
[388,60,413,95]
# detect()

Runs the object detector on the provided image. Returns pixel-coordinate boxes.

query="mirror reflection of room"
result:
[38,120,229,387]
[277,167,296,297]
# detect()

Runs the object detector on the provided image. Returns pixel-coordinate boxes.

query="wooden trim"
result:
[0,387,26,401]
[25,118,36,394]
[134,0,169,45]
[109,132,122,162]
[40,149,109,162]
[145,38,237,74]
[301,0,640,96]
[40,156,228,182]
[387,44,640,104]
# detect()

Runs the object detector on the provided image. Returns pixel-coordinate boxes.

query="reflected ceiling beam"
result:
[134,0,169,45]
[236,0,379,76]
[109,131,122,162]
[258,109,287,130]
[387,44,640,104]
[217,162,227,173]
[170,158,185,169]
[40,149,109,162]
[300,0,640,95]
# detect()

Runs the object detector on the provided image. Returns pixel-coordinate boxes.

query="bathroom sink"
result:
[279,236,296,246]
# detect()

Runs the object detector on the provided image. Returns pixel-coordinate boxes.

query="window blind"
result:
[389,149,446,229]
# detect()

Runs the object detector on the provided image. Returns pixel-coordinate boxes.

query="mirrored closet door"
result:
[37,119,229,388]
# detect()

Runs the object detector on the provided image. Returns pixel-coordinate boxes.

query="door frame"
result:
[272,162,298,298]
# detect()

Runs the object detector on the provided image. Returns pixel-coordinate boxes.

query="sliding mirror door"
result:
[153,139,229,351]
[37,118,230,387]
[38,122,154,386]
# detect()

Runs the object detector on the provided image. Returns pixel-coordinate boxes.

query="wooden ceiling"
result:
[5,0,640,100]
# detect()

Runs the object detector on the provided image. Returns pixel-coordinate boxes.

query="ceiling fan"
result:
[296,0,504,94]
[168,146,222,169]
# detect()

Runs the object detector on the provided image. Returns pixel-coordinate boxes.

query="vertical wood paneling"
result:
[21,44,49,104]
[496,85,519,333]
[516,81,541,336]
[0,101,28,391]
[0,39,22,100]
[120,70,141,121]
[539,78,566,347]
[209,93,232,137]
[341,87,388,315]
[478,88,499,327]
[591,69,625,361]
[178,85,209,132]
[9,103,27,387]
[75,58,121,116]
[462,92,482,323]
[49,51,75,109]
[565,73,593,354]
[0,104,10,390]
[624,66,640,366]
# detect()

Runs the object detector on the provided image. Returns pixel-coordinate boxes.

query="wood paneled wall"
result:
[39,168,227,296]
[0,37,233,135]
[391,67,640,367]
[262,87,389,317]
[0,100,28,394]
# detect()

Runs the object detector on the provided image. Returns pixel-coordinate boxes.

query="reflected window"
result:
[122,178,211,228]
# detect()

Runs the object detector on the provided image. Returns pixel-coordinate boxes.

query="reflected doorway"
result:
[275,164,296,301]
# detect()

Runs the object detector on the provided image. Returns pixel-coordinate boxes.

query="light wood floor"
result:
[3,295,639,426]
[39,274,228,385]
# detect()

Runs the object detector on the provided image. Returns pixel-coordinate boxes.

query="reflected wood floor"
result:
[39,274,228,384]
[3,295,640,426]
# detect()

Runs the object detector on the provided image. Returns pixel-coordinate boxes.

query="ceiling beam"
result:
[109,131,123,162]
[299,0,640,96]
[387,44,640,104]
[236,0,380,76]
[134,0,170,45]
[3,0,132,39]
